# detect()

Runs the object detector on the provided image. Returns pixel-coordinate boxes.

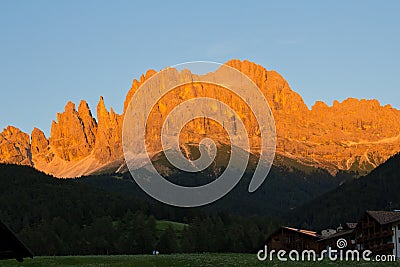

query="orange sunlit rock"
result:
[1,59,400,177]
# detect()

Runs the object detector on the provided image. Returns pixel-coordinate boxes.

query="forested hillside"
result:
[0,164,278,255]
[288,153,400,230]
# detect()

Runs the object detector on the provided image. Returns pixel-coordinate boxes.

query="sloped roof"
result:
[345,222,357,229]
[266,226,321,243]
[0,220,33,262]
[282,226,321,238]
[366,210,400,225]
[318,229,354,242]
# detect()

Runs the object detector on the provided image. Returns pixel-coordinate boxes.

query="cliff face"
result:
[1,59,400,177]
[31,127,53,164]
[94,96,123,163]
[50,101,97,161]
[0,126,31,166]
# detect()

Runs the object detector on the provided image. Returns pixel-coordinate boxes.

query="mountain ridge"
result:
[1,59,400,177]
[287,152,400,230]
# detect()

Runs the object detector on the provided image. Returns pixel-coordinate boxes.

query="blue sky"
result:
[1,1,399,135]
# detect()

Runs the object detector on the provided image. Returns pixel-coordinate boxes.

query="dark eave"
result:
[0,220,33,262]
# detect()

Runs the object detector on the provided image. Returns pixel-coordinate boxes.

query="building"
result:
[345,222,358,230]
[0,220,33,262]
[266,226,321,252]
[354,210,400,258]
[321,228,337,237]
[318,228,356,251]
[318,222,358,251]
[266,210,400,259]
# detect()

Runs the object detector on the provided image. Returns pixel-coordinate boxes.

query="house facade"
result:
[393,223,400,258]
[266,210,400,259]
[266,226,321,252]
[354,210,400,258]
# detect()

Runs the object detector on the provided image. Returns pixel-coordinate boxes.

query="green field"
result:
[155,220,187,232]
[155,220,187,239]
[0,254,399,267]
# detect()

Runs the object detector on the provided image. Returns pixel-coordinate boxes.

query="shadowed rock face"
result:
[1,59,400,177]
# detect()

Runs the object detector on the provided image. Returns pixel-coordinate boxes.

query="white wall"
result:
[392,223,400,258]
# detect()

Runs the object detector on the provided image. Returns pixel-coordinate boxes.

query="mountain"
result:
[80,151,349,217]
[287,153,400,230]
[1,59,400,177]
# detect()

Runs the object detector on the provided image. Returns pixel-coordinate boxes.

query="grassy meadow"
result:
[0,254,399,267]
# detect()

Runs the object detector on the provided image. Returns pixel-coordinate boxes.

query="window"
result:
[398,237,400,244]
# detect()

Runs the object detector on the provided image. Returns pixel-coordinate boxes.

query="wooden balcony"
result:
[355,229,393,245]
[372,242,394,253]
[381,230,393,237]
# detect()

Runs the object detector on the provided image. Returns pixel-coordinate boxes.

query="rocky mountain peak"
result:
[94,96,123,163]
[31,127,53,164]
[50,100,97,161]
[0,126,31,165]
[1,59,400,177]
[123,69,157,113]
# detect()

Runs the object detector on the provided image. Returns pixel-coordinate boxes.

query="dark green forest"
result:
[2,152,396,256]
[289,153,400,230]
[81,159,349,218]
[0,164,278,255]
